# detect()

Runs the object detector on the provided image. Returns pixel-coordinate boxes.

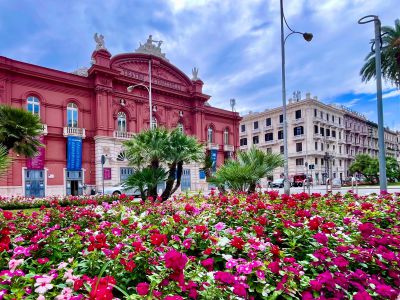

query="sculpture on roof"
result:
[135,35,168,61]
[191,67,199,80]
[94,33,106,51]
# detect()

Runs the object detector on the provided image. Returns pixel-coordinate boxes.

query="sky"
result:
[0,0,399,130]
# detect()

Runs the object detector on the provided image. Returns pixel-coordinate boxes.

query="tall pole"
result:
[149,59,153,129]
[374,17,387,192]
[280,0,290,195]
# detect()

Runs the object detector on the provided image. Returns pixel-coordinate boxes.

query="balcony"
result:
[206,143,219,151]
[40,124,48,135]
[263,125,273,131]
[292,118,304,125]
[314,133,322,139]
[240,130,247,136]
[293,134,305,141]
[63,126,86,139]
[223,144,234,152]
[264,140,276,145]
[327,136,336,142]
[113,131,135,140]
[277,123,284,128]
[253,128,261,134]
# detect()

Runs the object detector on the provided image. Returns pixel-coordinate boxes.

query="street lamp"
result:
[280,0,313,195]
[358,15,387,192]
[127,59,153,129]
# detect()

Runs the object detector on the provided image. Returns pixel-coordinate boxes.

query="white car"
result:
[269,178,285,188]
[101,184,140,197]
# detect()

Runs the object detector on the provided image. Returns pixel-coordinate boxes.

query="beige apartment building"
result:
[239,93,400,185]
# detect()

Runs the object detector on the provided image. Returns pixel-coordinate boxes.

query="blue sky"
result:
[0,0,399,129]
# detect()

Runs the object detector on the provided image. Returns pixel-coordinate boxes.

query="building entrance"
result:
[25,169,45,197]
[66,170,83,196]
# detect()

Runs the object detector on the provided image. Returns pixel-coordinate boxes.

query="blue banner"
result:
[210,149,218,172]
[67,136,82,171]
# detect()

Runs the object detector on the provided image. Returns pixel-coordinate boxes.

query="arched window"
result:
[207,126,213,143]
[27,96,40,116]
[293,126,304,136]
[151,117,158,129]
[117,112,127,132]
[223,128,229,144]
[67,103,78,128]
[177,122,184,133]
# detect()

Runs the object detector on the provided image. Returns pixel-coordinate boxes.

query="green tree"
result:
[0,105,43,157]
[360,19,400,88]
[386,156,400,182]
[349,154,379,183]
[123,128,204,201]
[0,145,11,176]
[209,147,284,194]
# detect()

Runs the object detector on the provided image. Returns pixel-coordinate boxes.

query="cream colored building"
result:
[239,93,400,185]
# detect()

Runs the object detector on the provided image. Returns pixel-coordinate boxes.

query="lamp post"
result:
[358,15,387,192]
[280,0,313,195]
[127,59,153,129]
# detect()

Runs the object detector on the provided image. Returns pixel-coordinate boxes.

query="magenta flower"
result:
[136,282,150,296]
[165,249,188,271]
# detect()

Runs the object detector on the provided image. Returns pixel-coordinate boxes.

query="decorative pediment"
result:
[110,54,193,92]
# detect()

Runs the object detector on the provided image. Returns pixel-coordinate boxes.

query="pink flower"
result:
[353,291,373,300]
[313,232,328,246]
[214,222,226,231]
[34,275,54,294]
[214,271,235,284]
[8,259,24,272]
[201,258,214,271]
[165,249,188,271]
[182,238,192,249]
[164,296,184,300]
[136,282,150,296]
[55,287,73,300]
[37,258,49,264]
[267,261,280,274]
[233,283,247,298]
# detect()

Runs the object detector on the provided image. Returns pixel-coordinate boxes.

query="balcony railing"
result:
[264,140,276,145]
[293,134,305,140]
[40,124,48,135]
[240,130,247,136]
[314,133,322,139]
[206,143,219,150]
[263,125,273,131]
[113,131,135,140]
[292,118,304,124]
[223,144,234,152]
[253,128,261,133]
[63,126,86,138]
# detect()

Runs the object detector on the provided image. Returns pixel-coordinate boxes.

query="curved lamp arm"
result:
[127,83,150,93]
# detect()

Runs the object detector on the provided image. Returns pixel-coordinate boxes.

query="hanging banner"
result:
[210,149,218,172]
[26,136,45,169]
[67,136,82,171]
[103,168,111,180]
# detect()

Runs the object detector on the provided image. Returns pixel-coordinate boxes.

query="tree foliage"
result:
[123,128,204,201]
[209,147,284,193]
[360,19,400,88]
[0,105,43,157]
[0,145,11,177]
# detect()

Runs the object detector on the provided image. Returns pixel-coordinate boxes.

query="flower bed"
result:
[0,192,399,299]
[0,195,125,210]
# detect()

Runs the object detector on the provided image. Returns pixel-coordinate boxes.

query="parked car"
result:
[269,178,285,188]
[101,184,140,197]
[292,174,313,187]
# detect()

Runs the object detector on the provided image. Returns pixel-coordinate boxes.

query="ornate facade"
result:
[0,35,240,196]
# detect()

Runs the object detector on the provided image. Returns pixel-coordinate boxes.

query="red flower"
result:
[270,245,280,257]
[37,258,49,264]
[173,214,181,223]
[136,282,150,296]
[201,258,214,271]
[308,217,321,230]
[165,249,188,271]
[268,261,280,274]
[89,276,116,300]
[2,211,13,220]
[214,271,235,284]
[150,233,168,246]
[231,236,245,250]
[233,283,247,298]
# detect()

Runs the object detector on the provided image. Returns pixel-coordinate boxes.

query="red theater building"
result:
[0,35,240,197]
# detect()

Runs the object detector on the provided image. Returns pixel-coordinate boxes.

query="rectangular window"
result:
[295,110,301,119]
[253,136,259,144]
[266,118,271,126]
[339,146,342,154]
[332,115,335,122]
[339,160,342,167]
[265,132,273,141]
[294,126,304,136]
[339,118,341,125]
[314,109,317,117]
[339,132,342,139]
[296,158,304,166]
[321,143,324,151]
[326,129,330,136]
[315,142,318,150]
[240,138,247,146]
[279,114,283,123]
[120,167,134,182]
[241,124,246,132]
[320,111,323,118]
[321,158,324,165]
[296,142,302,152]
[314,125,319,134]
[280,145,284,154]
[320,127,325,136]
[315,158,318,165]
[326,113,329,121]
[278,130,283,140]
[254,121,259,130]
[332,130,336,138]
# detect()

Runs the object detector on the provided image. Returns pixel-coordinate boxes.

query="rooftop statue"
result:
[94,33,106,51]
[135,35,168,61]
[191,67,199,80]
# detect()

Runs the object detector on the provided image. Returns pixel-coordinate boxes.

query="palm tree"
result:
[0,145,11,176]
[210,147,284,194]
[360,19,400,88]
[0,105,43,157]
[161,129,204,201]
[123,167,167,200]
